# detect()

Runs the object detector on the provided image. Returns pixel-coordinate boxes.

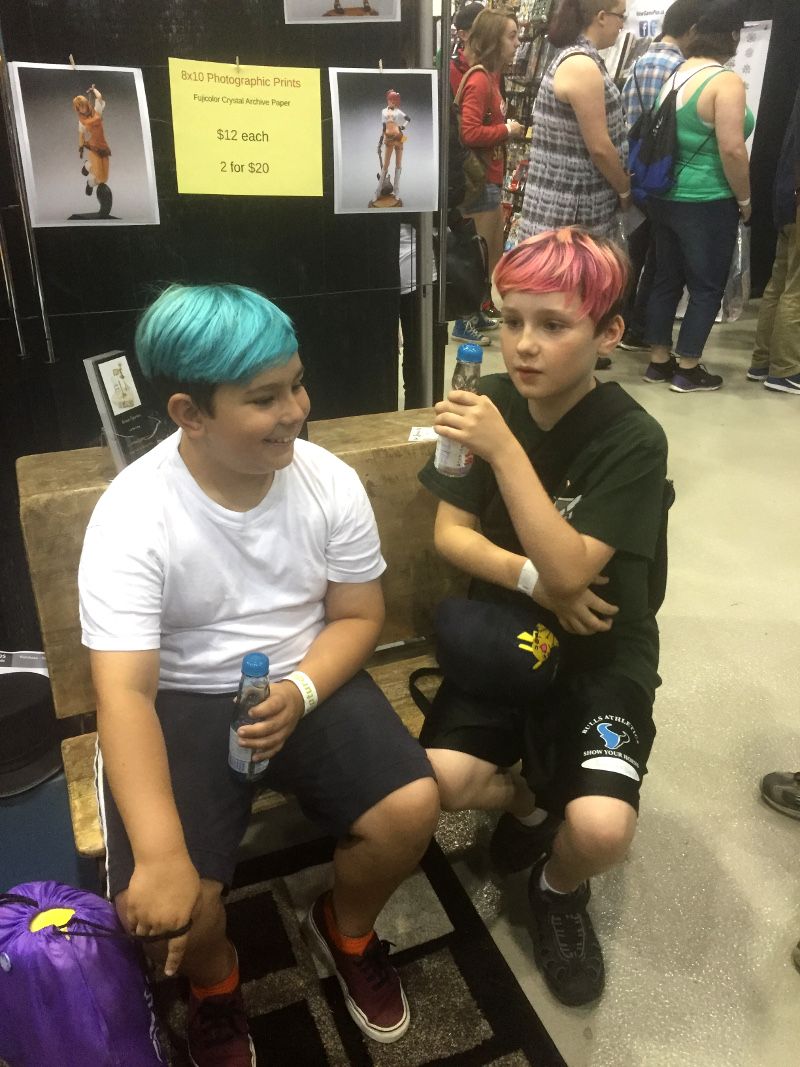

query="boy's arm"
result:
[433,500,616,634]
[237,577,385,759]
[91,648,200,976]
[434,391,615,597]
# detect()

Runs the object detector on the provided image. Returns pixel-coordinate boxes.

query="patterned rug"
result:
[155,836,566,1066]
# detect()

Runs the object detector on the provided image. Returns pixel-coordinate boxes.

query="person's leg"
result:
[670,198,739,378]
[426,747,535,815]
[749,227,788,378]
[463,191,504,276]
[543,795,637,891]
[643,199,685,377]
[620,216,651,341]
[765,224,800,388]
[630,228,657,339]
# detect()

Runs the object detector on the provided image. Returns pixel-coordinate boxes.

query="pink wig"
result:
[386,90,401,106]
[493,227,629,326]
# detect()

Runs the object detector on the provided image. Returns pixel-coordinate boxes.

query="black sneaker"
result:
[617,331,651,352]
[527,857,605,1006]
[669,364,723,392]
[760,771,800,820]
[187,986,256,1067]
[642,355,678,384]
[489,812,560,874]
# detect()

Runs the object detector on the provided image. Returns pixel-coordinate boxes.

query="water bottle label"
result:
[229,728,257,776]
[434,436,473,476]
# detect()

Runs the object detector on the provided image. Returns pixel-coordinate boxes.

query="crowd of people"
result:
[73,2,797,1065]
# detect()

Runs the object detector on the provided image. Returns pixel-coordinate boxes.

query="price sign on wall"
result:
[168,58,322,196]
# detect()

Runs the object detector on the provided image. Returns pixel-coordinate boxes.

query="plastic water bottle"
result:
[228,652,270,783]
[434,342,483,477]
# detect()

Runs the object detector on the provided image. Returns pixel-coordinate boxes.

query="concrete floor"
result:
[431,305,800,1067]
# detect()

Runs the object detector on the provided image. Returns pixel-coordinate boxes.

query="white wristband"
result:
[516,558,539,597]
[286,671,318,716]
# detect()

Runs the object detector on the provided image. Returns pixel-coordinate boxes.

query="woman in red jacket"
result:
[459,10,525,278]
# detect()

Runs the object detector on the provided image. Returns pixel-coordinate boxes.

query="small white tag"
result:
[408,426,438,442]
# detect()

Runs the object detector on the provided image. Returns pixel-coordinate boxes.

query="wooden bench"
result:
[17,409,466,860]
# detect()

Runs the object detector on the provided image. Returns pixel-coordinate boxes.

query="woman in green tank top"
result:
[642,3,753,394]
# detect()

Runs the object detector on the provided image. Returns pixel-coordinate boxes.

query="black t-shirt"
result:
[419,374,669,701]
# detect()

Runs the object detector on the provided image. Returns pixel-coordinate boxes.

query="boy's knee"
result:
[114,878,225,965]
[359,776,440,841]
[563,795,637,867]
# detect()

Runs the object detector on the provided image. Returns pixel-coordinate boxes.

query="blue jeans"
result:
[645,197,739,359]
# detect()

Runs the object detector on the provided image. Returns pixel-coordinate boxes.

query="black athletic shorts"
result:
[419,668,656,817]
[98,671,434,899]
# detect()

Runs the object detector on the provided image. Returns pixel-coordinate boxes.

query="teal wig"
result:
[135,284,297,409]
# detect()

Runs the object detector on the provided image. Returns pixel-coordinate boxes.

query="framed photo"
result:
[8,63,159,227]
[329,68,438,214]
[83,351,172,471]
[284,0,401,24]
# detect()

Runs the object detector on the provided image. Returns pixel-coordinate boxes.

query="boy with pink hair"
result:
[418,227,669,1006]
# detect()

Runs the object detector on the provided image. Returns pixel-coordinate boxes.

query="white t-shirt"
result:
[79,432,386,692]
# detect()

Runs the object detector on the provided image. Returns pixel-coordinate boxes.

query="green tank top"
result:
[664,67,755,202]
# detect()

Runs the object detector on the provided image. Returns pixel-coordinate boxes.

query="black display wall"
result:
[0,0,420,649]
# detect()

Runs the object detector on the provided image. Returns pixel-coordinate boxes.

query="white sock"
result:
[514,806,549,828]
[539,863,568,896]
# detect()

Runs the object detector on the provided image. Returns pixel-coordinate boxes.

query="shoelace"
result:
[551,911,587,960]
[195,997,247,1046]
[353,938,396,991]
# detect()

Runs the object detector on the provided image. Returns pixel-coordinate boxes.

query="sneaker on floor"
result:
[642,355,678,384]
[746,364,769,382]
[481,299,502,319]
[451,318,490,346]
[474,310,499,331]
[760,771,800,820]
[489,812,561,874]
[306,893,410,1043]
[617,331,651,352]
[764,373,800,394]
[527,857,605,1007]
[187,987,256,1067]
[669,364,723,392]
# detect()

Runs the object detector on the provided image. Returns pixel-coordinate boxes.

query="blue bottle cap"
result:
[456,343,483,364]
[241,652,269,677]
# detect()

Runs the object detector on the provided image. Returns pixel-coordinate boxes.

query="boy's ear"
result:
[597,313,625,355]
[167,392,206,434]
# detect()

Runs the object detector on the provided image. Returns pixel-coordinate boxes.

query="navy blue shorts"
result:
[98,671,433,899]
[420,669,656,817]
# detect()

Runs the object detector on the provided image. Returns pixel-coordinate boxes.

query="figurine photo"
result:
[8,63,159,228]
[329,68,438,214]
[283,0,400,24]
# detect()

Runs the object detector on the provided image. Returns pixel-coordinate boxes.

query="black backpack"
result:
[629,64,721,206]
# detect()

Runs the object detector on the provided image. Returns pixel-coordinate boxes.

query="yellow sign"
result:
[168,58,322,197]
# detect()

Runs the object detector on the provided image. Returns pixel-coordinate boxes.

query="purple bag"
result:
[0,881,166,1067]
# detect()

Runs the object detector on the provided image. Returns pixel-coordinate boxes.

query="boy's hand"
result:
[434,391,515,467]
[536,575,618,636]
[237,680,305,760]
[126,851,200,976]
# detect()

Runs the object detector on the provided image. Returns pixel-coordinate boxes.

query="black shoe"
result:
[642,355,678,384]
[617,331,651,352]
[595,356,612,371]
[527,857,605,1006]
[490,812,560,874]
[760,771,800,820]
[85,182,93,196]
[669,364,723,392]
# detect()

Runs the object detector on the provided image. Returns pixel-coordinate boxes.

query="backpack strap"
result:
[673,67,729,178]
[453,64,491,110]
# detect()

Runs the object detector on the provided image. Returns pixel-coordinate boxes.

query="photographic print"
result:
[284,0,401,24]
[84,351,172,470]
[8,63,159,228]
[329,68,438,214]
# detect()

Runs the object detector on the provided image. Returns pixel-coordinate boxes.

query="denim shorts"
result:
[466,181,502,215]
[98,671,434,897]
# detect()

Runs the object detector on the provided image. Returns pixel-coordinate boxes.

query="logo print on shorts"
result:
[596,722,630,750]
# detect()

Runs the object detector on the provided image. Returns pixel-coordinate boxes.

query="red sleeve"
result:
[459,72,508,149]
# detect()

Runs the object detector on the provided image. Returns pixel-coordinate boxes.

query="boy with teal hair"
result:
[79,283,438,1064]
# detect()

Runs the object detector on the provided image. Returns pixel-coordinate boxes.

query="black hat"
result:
[0,672,62,797]
[696,0,746,34]
[454,2,485,31]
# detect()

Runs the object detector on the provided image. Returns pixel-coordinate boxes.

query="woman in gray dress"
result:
[519,0,631,241]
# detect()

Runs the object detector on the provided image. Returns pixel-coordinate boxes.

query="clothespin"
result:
[235,56,240,69]
[379,59,383,72]
[68,54,77,70]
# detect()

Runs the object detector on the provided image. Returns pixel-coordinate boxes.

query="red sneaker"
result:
[307,893,410,1043]
[187,986,256,1067]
